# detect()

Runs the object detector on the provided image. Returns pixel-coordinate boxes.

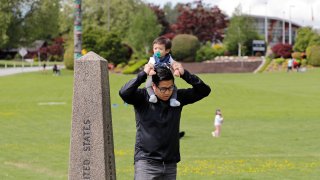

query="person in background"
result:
[287,58,293,72]
[43,63,46,71]
[212,109,223,137]
[295,59,301,72]
[53,64,61,76]
[293,58,301,72]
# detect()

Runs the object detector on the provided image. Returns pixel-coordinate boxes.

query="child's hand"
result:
[149,69,156,76]
[148,63,156,76]
[144,63,156,75]
[172,62,184,76]
[173,69,180,77]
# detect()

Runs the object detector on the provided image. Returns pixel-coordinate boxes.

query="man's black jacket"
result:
[119,70,211,163]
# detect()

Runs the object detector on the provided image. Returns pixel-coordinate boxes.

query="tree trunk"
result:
[238,43,241,57]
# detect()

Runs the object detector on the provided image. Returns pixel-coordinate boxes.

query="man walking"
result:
[119,63,211,179]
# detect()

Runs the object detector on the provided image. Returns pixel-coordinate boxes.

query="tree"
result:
[23,0,60,42]
[148,4,171,36]
[126,4,161,54]
[77,0,144,37]
[163,2,179,24]
[308,33,320,47]
[0,1,14,48]
[172,1,227,42]
[59,0,144,39]
[60,0,157,59]
[0,0,27,48]
[1,0,61,48]
[223,5,260,56]
[293,27,316,52]
[59,0,74,34]
[82,28,128,65]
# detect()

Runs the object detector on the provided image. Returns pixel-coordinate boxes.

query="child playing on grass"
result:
[212,109,223,137]
[146,36,181,107]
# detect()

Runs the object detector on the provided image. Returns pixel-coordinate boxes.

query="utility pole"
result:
[264,1,268,44]
[282,11,285,44]
[238,27,242,57]
[74,0,82,60]
[289,5,295,45]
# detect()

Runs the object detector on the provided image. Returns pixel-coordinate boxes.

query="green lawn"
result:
[0,69,320,179]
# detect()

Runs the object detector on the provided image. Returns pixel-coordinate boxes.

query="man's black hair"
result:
[152,65,174,86]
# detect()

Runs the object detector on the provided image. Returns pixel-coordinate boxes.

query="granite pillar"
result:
[68,52,116,180]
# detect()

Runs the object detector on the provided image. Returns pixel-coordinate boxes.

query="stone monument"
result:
[68,52,116,179]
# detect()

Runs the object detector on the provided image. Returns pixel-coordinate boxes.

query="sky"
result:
[143,0,320,29]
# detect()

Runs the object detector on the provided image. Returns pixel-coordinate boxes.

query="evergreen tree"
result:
[223,5,260,56]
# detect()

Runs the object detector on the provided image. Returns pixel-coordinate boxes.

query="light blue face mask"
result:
[154,51,161,58]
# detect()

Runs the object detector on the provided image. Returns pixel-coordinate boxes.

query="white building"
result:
[249,14,301,46]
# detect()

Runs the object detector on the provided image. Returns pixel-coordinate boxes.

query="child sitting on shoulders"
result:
[146,36,180,107]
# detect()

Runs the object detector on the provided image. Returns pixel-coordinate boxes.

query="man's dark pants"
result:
[134,160,177,180]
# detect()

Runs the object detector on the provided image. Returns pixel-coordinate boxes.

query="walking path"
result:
[0,66,56,77]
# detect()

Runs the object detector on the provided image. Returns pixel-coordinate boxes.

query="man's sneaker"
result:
[149,95,157,103]
[170,99,180,107]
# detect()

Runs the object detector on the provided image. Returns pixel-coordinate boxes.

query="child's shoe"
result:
[149,95,157,103]
[212,132,216,137]
[170,99,180,107]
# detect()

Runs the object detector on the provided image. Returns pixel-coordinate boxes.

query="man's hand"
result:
[172,62,184,76]
[144,63,156,75]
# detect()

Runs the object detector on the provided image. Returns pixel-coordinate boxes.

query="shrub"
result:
[301,59,307,66]
[113,62,127,73]
[47,44,64,61]
[130,51,149,61]
[33,55,39,62]
[291,52,302,60]
[274,57,285,65]
[307,46,320,66]
[306,46,312,59]
[37,36,65,62]
[122,59,148,74]
[212,44,225,53]
[195,42,225,62]
[116,63,126,69]
[171,34,200,62]
[127,60,137,66]
[271,43,292,58]
[195,42,216,62]
[14,54,21,60]
[64,42,74,70]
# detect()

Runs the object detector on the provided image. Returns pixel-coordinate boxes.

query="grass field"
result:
[0,68,320,179]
